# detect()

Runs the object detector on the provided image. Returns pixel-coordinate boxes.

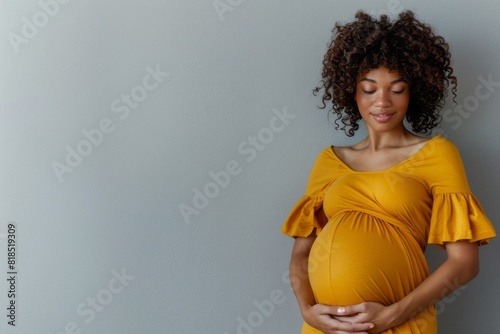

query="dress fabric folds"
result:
[282,136,496,334]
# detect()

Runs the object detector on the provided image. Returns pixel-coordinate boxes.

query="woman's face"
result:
[354,67,410,134]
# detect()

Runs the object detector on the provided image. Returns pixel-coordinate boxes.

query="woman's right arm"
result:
[289,209,374,334]
[289,232,318,317]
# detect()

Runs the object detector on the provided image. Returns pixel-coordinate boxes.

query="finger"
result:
[333,316,360,324]
[329,319,375,332]
[333,313,369,324]
[325,329,371,334]
[323,331,367,334]
[332,315,373,329]
[316,304,355,317]
[337,303,369,316]
[325,305,360,317]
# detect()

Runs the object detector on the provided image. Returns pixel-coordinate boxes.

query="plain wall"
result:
[0,0,498,333]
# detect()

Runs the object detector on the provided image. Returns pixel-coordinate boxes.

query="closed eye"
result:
[391,89,405,94]
[362,90,375,94]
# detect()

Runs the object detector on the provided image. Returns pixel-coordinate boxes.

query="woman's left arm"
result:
[337,240,479,333]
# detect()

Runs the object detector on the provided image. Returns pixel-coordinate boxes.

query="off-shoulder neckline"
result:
[329,135,442,173]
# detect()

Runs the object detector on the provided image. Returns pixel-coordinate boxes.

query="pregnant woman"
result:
[282,11,496,334]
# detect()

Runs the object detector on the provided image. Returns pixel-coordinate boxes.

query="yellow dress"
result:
[282,136,496,334]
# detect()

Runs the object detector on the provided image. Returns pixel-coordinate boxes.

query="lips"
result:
[371,112,395,123]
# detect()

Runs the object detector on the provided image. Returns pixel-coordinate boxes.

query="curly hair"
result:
[314,10,457,136]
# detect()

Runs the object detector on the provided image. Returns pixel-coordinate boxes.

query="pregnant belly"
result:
[309,211,428,306]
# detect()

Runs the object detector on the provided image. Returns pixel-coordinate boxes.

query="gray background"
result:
[0,0,498,333]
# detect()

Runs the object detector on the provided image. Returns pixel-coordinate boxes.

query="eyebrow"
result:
[360,78,406,84]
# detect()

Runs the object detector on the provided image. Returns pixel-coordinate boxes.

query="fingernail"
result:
[370,324,375,329]
[337,307,345,314]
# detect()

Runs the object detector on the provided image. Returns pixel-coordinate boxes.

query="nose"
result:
[374,91,392,108]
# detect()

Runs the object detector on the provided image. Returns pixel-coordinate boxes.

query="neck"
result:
[362,127,414,151]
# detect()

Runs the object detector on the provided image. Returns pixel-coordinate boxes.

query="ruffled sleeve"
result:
[281,195,325,237]
[281,148,338,238]
[426,137,496,247]
[429,193,495,246]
